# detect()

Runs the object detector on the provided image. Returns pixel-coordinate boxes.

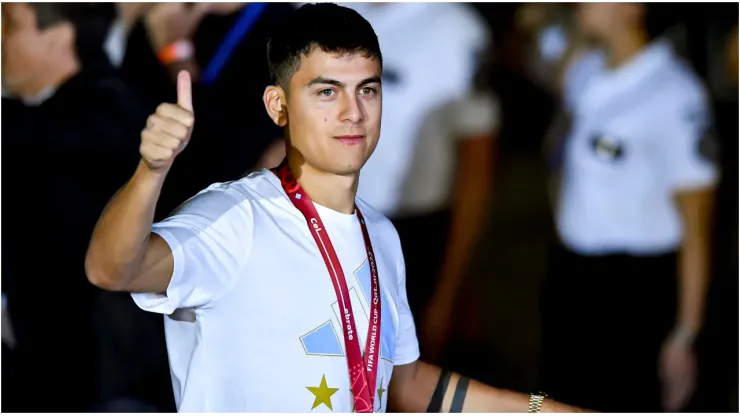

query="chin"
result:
[328,148,370,174]
[327,157,367,176]
[329,164,363,176]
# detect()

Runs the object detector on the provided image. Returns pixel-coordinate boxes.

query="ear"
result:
[263,85,288,127]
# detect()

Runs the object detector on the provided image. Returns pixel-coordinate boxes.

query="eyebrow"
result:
[306,76,382,89]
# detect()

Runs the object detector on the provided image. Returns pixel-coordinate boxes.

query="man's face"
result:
[284,48,382,176]
[1,4,50,92]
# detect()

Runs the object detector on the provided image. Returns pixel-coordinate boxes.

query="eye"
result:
[359,87,377,96]
[318,89,335,97]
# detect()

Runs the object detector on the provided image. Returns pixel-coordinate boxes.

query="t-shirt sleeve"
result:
[658,91,720,191]
[131,184,253,314]
[392,253,420,366]
[563,50,604,112]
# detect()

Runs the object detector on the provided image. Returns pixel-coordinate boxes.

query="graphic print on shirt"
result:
[306,375,340,411]
[299,258,395,360]
[299,258,396,411]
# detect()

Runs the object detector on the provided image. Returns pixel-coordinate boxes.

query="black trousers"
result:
[541,245,677,412]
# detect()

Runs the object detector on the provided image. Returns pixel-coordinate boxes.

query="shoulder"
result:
[433,3,488,37]
[166,169,283,223]
[564,49,606,108]
[644,56,711,134]
[428,3,490,49]
[654,57,709,112]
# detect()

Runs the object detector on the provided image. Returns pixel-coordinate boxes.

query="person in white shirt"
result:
[340,3,499,363]
[86,3,581,413]
[536,3,719,413]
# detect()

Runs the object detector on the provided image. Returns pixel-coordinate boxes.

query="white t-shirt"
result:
[557,40,720,255]
[132,170,420,412]
[341,3,490,216]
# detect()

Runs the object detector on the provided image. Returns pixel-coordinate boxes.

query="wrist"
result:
[668,326,699,348]
[135,159,170,185]
[528,392,548,413]
[156,39,195,65]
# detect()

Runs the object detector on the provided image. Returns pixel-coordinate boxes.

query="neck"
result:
[288,155,359,215]
[604,27,649,68]
[17,54,80,98]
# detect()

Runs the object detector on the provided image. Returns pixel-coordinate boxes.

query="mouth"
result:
[335,135,366,145]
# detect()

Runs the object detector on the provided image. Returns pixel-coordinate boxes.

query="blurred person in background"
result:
[110,2,294,218]
[1,2,146,411]
[103,3,152,68]
[342,3,499,365]
[523,3,719,412]
[690,20,739,412]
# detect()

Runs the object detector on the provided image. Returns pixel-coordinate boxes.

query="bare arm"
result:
[436,135,494,301]
[674,187,715,336]
[423,135,494,355]
[85,162,174,293]
[658,187,715,410]
[389,360,585,413]
[86,71,195,293]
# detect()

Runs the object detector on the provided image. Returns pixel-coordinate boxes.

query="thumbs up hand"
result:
[140,71,194,172]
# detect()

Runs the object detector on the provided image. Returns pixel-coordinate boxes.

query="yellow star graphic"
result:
[307,375,339,411]
[377,377,386,411]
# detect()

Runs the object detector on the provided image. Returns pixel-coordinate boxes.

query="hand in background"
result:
[144,2,211,51]
[659,335,697,411]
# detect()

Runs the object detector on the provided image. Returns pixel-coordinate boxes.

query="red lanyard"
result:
[273,161,382,413]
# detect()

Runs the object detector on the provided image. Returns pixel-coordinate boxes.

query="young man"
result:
[539,3,718,413]
[86,4,580,413]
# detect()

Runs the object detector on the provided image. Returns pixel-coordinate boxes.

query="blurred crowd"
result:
[1,2,737,412]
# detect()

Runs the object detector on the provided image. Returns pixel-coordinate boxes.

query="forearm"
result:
[390,361,582,413]
[434,136,494,300]
[436,173,490,299]
[676,228,711,333]
[673,188,715,335]
[86,160,167,289]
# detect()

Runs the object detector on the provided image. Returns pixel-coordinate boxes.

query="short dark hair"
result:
[266,3,382,88]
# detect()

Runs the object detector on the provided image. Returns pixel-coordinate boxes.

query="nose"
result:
[340,94,364,124]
